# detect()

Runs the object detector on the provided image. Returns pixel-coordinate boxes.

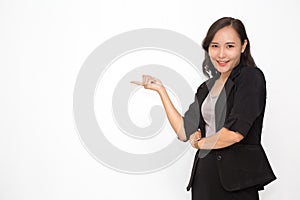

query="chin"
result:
[216,66,230,74]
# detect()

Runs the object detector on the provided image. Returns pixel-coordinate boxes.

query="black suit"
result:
[183,63,276,198]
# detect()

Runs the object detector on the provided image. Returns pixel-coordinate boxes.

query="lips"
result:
[217,60,229,67]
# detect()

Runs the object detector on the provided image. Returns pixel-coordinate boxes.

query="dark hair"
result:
[202,17,256,78]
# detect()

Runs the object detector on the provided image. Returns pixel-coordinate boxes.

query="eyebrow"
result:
[210,42,236,44]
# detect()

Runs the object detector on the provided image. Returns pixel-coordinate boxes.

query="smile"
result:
[217,60,229,67]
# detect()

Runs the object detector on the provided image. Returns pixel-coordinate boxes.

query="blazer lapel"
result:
[215,63,241,131]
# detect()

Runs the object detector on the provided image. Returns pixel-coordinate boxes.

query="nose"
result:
[218,47,225,58]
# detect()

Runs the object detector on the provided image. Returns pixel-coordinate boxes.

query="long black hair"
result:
[202,17,256,78]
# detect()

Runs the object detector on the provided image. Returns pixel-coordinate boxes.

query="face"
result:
[208,26,247,77]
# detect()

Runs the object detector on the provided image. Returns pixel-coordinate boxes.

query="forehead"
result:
[212,26,240,43]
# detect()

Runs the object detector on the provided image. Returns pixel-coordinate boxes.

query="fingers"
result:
[130,81,144,86]
[143,75,155,85]
[195,130,201,138]
[190,130,201,141]
[130,75,162,87]
[190,130,202,149]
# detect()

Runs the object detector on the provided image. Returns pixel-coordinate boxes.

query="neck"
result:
[219,71,231,83]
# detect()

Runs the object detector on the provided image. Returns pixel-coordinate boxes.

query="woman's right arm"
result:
[158,87,202,143]
[131,75,191,141]
[157,86,187,141]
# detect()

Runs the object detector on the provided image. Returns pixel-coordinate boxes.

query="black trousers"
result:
[191,152,259,200]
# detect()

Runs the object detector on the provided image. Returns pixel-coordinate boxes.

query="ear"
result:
[241,39,248,53]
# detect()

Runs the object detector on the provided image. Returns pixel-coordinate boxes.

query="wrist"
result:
[157,86,167,96]
[194,138,201,149]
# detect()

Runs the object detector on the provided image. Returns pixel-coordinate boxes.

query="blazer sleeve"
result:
[182,81,208,141]
[224,67,266,137]
[182,95,200,141]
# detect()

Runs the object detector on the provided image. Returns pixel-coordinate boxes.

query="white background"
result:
[1,0,300,199]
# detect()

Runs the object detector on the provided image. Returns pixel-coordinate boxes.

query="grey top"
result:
[201,91,219,137]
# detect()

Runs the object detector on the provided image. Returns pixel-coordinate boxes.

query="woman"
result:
[131,17,276,199]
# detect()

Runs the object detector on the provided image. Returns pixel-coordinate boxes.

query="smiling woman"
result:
[208,26,247,77]
[131,17,276,200]
[202,17,256,78]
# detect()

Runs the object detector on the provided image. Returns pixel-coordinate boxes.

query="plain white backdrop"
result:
[1,0,300,199]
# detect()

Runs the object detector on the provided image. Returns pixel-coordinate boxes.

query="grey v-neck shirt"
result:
[201,91,219,137]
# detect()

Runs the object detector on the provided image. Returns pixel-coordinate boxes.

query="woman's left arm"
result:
[192,67,266,150]
[192,128,243,149]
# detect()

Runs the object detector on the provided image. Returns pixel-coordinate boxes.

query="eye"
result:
[210,44,218,48]
[226,44,235,48]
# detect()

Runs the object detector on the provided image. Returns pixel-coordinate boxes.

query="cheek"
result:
[233,52,242,61]
[228,50,241,60]
[208,49,217,59]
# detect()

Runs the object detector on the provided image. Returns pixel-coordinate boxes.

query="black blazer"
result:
[184,62,276,191]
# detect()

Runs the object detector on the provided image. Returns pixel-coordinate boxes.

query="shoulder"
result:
[196,78,211,92]
[195,78,211,99]
[235,66,266,85]
[239,66,265,79]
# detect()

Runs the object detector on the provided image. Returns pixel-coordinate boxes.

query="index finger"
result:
[130,81,144,86]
